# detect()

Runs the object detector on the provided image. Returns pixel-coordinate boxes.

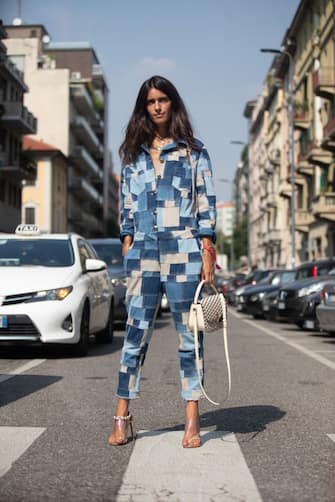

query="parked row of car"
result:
[215,257,335,335]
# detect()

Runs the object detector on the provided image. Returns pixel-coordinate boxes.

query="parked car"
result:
[276,274,335,328]
[234,269,279,312]
[294,257,335,280]
[215,272,246,305]
[0,225,113,355]
[241,269,296,318]
[89,238,127,325]
[316,281,335,335]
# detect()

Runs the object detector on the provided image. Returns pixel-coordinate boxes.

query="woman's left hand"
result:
[201,252,214,284]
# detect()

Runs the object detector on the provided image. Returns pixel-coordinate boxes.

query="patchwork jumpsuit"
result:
[117,139,216,400]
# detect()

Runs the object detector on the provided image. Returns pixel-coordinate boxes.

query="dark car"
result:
[234,269,279,312]
[294,257,335,280]
[89,238,127,325]
[276,273,335,328]
[241,269,296,319]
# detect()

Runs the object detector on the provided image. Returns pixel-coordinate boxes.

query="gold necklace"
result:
[151,135,171,151]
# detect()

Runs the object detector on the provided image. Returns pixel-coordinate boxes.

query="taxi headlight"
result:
[27,286,73,302]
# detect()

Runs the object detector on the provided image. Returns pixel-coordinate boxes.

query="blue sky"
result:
[2,0,300,202]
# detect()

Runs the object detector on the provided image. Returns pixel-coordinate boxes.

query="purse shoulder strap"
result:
[193,281,231,406]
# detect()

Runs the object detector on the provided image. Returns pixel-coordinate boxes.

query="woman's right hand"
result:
[122,235,133,256]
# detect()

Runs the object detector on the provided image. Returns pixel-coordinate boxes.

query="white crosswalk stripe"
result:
[0,426,46,477]
[116,430,263,502]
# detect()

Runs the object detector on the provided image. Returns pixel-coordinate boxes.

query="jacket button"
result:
[157,174,161,179]
[160,159,164,164]
[153,225,158,230]
[153,209,157,215]
[152,190,157,195]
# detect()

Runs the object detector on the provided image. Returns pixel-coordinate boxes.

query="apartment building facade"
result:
[0,21,37,232]
[245,0,335,268]
[4,24,109,237]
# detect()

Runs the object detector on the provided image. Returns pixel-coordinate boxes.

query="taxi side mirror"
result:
[85,258,107,272]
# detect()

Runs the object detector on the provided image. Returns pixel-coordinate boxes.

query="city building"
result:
[244,0,335,267]
[216,202,235,237]
[22,137,68,232]
[0,21,37,232]
[4,23,110,237]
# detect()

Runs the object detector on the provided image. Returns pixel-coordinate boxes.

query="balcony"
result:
[279,180,292,199]
[68,206,103,234]
[0,152,36,181]
[69,176,103,207]
[322,115,335,152]
[313,67,335,100]
[70,84,102,127]
[70,146,103,181]
[71,115,103,155]
[1,101,37,134]
[312,192,335,222]
[307,143,333,166]
[295,210,314,233]
[294,110,310,130]
[0,53,28,90]
[297,155,314,176]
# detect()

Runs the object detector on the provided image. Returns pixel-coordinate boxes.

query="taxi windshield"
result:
[0,239,74,267]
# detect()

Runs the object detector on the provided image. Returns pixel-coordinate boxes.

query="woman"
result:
[109,75,216,448]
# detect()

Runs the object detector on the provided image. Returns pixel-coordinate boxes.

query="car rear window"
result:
[0,239,74,267]
[91,242,123,266]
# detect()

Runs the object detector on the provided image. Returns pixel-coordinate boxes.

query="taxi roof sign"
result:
[15,224,41,236]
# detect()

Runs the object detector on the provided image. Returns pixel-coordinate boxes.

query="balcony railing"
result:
[69,176,103,207]
[1,101,37,134]
[267,229,281,242]
[70,146,103,181]
[70,84,102,126]
[71,115,103,155]
[0,152,36,181]
[313,67,335,99]
[266,192,278,208]
[0,53,28,90]
[312,192,335,221]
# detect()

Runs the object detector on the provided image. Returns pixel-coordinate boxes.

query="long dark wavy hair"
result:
[119,75,200,165]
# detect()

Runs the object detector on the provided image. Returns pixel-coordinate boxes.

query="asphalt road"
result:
[0,311,334,502]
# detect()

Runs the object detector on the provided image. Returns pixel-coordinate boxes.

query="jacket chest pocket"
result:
[127,169,146,195]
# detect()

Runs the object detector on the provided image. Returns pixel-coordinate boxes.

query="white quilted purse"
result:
[188,280,231,405]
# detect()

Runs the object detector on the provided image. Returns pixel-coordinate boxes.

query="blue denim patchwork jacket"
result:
[120,139,216,243]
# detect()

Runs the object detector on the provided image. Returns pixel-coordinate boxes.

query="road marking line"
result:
[0,426,45,477]
[230,310,335,371]
[315,350,335,353]
[0,359,46,384]
[327,434,335,443]
[116,430,262,502]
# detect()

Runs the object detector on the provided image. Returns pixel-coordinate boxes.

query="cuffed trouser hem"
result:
[116,391,139,400]
[181,390,204,401]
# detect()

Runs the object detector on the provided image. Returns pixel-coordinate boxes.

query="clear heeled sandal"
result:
[108,414,136,446]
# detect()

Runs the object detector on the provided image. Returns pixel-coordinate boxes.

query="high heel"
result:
[108,414,136,446]
[182,409,201,448]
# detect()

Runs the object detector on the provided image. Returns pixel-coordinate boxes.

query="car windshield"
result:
[91,242,123,267]
[0,239,74,267]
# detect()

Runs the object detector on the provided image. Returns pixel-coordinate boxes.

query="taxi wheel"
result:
[73,305,90,357]
[95,302,114,344]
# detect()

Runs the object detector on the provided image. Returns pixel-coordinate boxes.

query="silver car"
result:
[316,280,335,335]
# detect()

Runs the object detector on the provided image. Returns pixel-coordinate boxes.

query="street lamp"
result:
[260,48,296,269]
[230,140,251,269]
[219,178,235,271]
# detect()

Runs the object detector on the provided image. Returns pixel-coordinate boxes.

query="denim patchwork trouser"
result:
[117,236,204,401]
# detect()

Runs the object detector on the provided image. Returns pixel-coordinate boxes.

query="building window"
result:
[25,207,35,224]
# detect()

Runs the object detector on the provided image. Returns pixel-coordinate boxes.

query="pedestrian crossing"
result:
[0,426,45,477]
[116,430,262,502]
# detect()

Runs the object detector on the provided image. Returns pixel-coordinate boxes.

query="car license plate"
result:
[304,320,315,329]
[278,302,285,310]
[328,293,335,303]
[0,315,8,328]
[263,305,270,311]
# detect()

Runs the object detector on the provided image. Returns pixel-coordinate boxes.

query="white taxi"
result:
[0,225,113,356]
